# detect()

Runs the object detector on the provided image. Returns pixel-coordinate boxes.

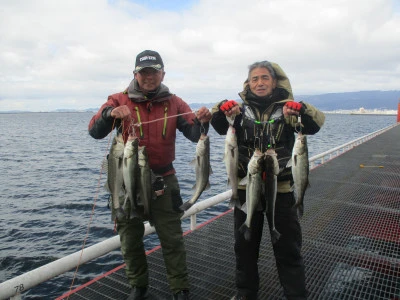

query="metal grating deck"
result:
[61,125,400,300]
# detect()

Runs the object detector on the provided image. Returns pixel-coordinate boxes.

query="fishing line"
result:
[67,118,119,298]
[133,110,196,126]
[295,115,303,133]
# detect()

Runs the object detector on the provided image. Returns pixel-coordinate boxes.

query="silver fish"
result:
[180,133,211,211]
[291,132,309,218]
[122,135,140,219]
[264,148,281,244]
[239,149,264,241]
[108,133,126,221]
[138,145,152,219]
[224,116,239,208]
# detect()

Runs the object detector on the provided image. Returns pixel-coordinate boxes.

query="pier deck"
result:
[60,125,400,300]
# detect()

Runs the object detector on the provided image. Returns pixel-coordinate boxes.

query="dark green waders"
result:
[116,174,189,294]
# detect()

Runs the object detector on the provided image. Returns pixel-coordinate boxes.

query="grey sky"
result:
[0,0,399,111]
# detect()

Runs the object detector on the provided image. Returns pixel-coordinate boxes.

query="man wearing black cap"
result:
[89,50,212,300]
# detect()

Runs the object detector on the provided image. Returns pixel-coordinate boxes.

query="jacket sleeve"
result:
[210,101,230,135]
[301,102,325,134]
[175,97,209,143]
[285,101,325,135]
[88,96,120,139]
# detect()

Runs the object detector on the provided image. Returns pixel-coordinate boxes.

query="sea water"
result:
[0,112,396,299]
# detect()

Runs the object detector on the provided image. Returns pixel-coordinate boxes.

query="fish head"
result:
[264,150,280,175]
[110,134,125,157]
[196,134,210,156]
[248,148,264,174]
[225,125,237,147]
[294,133,308,155]
[138,145,148,158]
[123,136,139,157]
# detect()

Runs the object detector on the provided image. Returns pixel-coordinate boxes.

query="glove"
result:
[220,100,238,112]
[284,101,305,114]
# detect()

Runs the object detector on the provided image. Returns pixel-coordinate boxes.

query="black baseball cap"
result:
[134,50,164,73]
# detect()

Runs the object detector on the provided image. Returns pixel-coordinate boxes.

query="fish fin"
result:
[285,158,292,168]
[297,204,304,218]
[101,158,108,173]
[179,201,193,211]
[226,178,231,188]
[205,181,211,191]
[104,182,110,193]
[129,209,140,220]
[115,207,126,221]
[136,193,143,206]
[293,154,298,166]
[256,201,263,211]
[235,200,242,209]
[240,203,247,213]
[228,194,239,208]
[238,224,251,241]
[191,183,197,190]
[209,165,213,175]
[271,229,281,244]
[238,222,247,234]
[293,189,298,202]
[239,177,248,186]
[122,195,129,210]
[190,158,196,167]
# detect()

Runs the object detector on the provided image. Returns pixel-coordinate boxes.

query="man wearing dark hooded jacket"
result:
[210,61,325,300]
[88,50,212,300]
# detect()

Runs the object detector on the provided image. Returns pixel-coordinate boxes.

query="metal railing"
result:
[309,123,398,169]
[0,124,398,300]
[0,191,233,300]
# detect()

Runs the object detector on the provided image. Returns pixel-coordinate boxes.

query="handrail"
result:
[309,123,398,169]
[0,191,233,300]
[0,124,397,300]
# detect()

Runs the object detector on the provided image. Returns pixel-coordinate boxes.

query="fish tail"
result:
[297,203,304,218]
[115,207,126,221]
[130,207,140,220]
[271,229,281,244]
[179,201,193,212]
[228,195,240,209]
[122,195,129,210]
[239,223,251,241]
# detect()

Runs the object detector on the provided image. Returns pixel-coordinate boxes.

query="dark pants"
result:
[234,190,307,300]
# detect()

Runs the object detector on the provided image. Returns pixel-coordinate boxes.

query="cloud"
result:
[0,0,399,111]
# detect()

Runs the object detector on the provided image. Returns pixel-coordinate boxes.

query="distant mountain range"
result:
[190,90,400,111]
[296,90,399,111]
[0,90,398,113]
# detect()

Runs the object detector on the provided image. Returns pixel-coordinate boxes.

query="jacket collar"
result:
[127,79,172,102]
